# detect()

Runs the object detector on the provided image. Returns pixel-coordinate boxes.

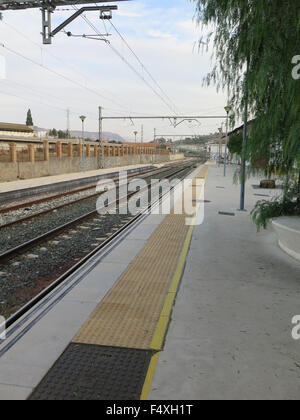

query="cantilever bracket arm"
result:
[42,5,118,44]
[173,118,202,128]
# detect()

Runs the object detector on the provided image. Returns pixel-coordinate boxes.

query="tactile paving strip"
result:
[29,344,154,400]
[73,215,189,349]
[73,165,209,350]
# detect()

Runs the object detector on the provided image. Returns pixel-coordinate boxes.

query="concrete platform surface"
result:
[149,164,300,400]
[0,164,158,194]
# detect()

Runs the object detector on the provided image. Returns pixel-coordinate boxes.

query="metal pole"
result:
[134,131,137,166]
[153,128,156,163]
[82,119,85,171]
[67,108,70,138]
[224,106,232,176]
[218,127,222,166]
[158,141,161,164]
[101,115,227,120]
[240,59,250,211]
[99,106,103,169]
[80,115,86,171]
[224,112,229,176]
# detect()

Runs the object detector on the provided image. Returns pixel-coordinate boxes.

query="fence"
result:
[0,140,170,164]
[0,139,174,181]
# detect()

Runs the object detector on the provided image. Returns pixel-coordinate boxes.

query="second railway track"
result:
[0,161,201,320]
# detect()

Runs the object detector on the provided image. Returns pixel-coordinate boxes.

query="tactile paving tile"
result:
[73,165,209,350]
[73,215,189,349]
[29,344,154,400]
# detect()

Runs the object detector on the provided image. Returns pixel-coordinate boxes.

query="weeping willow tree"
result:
[192,0,300,228]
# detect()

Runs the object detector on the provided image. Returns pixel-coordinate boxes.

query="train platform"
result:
[0,164,156,193]
[148,164,300,400]
[0,163,299,400]
[0,163,159,206]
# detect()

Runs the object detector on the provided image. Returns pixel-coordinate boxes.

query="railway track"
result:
[0,165,176,226]
[0,164,192,253]
[0,161,201,322]
[0,161,185,215]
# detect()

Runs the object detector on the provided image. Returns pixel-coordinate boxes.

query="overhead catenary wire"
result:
[0,41,145,115]
[73,4,195,129]
[104,14,199,136]
[104,16,200,136]
[1,19,162,117]
[0,11,220,137]
[0,20,148,116]
[107,19,181,115]
[0,87,99,121]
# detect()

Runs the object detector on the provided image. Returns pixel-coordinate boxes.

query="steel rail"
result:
[0,166,168,223]
[2,162,196,331]
[0,163,194,262]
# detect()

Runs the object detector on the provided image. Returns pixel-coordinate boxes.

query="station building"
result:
[0,122,35,138]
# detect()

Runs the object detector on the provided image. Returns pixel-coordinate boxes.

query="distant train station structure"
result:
[0,122,34,138]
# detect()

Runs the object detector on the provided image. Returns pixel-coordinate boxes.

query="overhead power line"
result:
[0,86,98,120]
[73,4,195,128]
[0,41,142,114]
[74,7,181,115]
[108,20,180,114]
[103,15,199,136]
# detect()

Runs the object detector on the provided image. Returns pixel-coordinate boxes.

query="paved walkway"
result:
[149,163,300,400]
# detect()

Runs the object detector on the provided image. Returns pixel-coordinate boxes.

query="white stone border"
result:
[272,218,300,262]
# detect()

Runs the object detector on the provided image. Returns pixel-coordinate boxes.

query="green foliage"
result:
[228,132,243,155]
[177,136,208,145]
[192,0,300,172]
[26,109,33,126]
[49,129,71,139]
[49,128,58,137]
[192,0,300,228]
[251,179,300,231]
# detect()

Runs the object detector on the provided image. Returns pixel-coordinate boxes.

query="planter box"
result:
[272,217,300,261]
[260,180,276,189]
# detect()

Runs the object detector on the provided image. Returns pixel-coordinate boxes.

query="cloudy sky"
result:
[0,0,227,141]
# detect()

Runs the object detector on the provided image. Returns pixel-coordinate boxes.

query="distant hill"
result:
[70,130,125,143]
[36,127,125,143]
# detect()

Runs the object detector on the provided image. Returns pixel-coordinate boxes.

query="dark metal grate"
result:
[218,211,235,217]
[29,344,154,400]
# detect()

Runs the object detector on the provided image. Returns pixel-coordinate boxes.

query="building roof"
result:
[0,122,34,132]
[222,119,256,139]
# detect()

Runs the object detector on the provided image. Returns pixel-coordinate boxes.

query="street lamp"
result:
[79,115,86,171]
[224,105,232,176]
[134,130,138,165]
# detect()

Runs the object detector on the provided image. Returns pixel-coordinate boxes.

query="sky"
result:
[0,0,227,141]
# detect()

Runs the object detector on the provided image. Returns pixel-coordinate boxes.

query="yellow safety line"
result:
[140,165,209,400]
[140,353,160,401]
